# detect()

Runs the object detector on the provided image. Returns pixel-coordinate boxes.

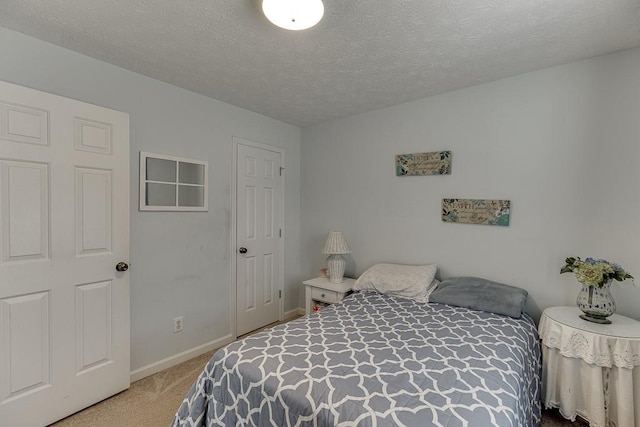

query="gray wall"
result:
[301,47,640,321]
[0,27,302,371]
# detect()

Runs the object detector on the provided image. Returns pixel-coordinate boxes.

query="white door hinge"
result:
[279,290,282,298]
[280,167,284,176]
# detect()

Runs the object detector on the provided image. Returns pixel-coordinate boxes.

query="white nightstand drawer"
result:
[303,277,355,315]
[311,288,339,303]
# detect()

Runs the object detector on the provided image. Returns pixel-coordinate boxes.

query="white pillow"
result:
[353,263,438,303]
[426,279,440,302]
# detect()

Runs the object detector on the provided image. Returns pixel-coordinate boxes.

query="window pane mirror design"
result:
[139,152,208,211]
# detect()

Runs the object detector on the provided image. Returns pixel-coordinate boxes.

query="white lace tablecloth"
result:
[539,306,640,427]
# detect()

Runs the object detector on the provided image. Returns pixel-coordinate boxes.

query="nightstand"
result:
[539,306,640,427]
[302,277,355,315]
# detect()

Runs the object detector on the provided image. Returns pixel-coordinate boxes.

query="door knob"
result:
[239,247,248,254]
[115,262,129,272]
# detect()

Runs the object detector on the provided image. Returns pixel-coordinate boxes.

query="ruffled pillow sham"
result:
[353,263,438,303]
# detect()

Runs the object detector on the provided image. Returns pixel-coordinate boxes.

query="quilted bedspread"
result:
[173,292,541,426]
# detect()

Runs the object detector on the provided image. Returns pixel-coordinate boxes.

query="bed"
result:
[172,289,541,426]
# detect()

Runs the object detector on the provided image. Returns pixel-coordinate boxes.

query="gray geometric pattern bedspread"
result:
[173,291,541,427]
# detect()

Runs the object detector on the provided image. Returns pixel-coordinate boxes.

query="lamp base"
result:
[326,254,346,284]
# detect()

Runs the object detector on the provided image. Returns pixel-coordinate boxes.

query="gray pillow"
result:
[429,276,528,318]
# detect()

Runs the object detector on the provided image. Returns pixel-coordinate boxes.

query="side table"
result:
[538,306,640,427]
[302,277,355,315]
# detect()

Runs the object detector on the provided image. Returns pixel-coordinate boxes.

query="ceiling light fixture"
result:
[262,0,324,31]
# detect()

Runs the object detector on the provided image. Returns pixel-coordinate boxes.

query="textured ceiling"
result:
[1,0,639,127]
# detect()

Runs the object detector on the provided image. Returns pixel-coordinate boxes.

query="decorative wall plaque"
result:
[442,199,511,226]
[395,151,451,176]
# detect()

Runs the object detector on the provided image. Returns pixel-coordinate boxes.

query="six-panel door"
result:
[0,81,130,426]
[236,142,282,336]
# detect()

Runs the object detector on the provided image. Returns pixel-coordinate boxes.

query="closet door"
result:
[236,141,282,336]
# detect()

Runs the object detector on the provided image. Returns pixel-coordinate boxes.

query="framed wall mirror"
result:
[139,152,208,211]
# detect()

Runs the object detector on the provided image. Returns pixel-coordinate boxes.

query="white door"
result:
[236,141,282,336]
[0,81,130,426]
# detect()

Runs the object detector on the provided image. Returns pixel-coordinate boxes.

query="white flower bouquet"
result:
[561,257,633,287]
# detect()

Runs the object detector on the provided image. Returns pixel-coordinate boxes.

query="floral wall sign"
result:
[442,199,511,226]
[395,151,451,176]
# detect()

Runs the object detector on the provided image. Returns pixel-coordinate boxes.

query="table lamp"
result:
[321,231,350,284]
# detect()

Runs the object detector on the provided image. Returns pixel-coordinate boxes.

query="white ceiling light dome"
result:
[262,0,324,31]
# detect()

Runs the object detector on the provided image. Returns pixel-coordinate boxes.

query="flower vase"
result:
[576,280,616,324]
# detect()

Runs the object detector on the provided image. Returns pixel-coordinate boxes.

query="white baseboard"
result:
[130,333,234,383]
[284,307,305,319]
[130,310,304,383]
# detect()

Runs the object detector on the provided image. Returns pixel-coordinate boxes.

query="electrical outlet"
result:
[173,316,183,333]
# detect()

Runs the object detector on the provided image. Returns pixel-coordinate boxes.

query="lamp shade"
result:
[262,0,324,31]
[321,231,350,255]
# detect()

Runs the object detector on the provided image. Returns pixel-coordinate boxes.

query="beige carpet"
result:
[51,318,587,427]
[50,349,216,427]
